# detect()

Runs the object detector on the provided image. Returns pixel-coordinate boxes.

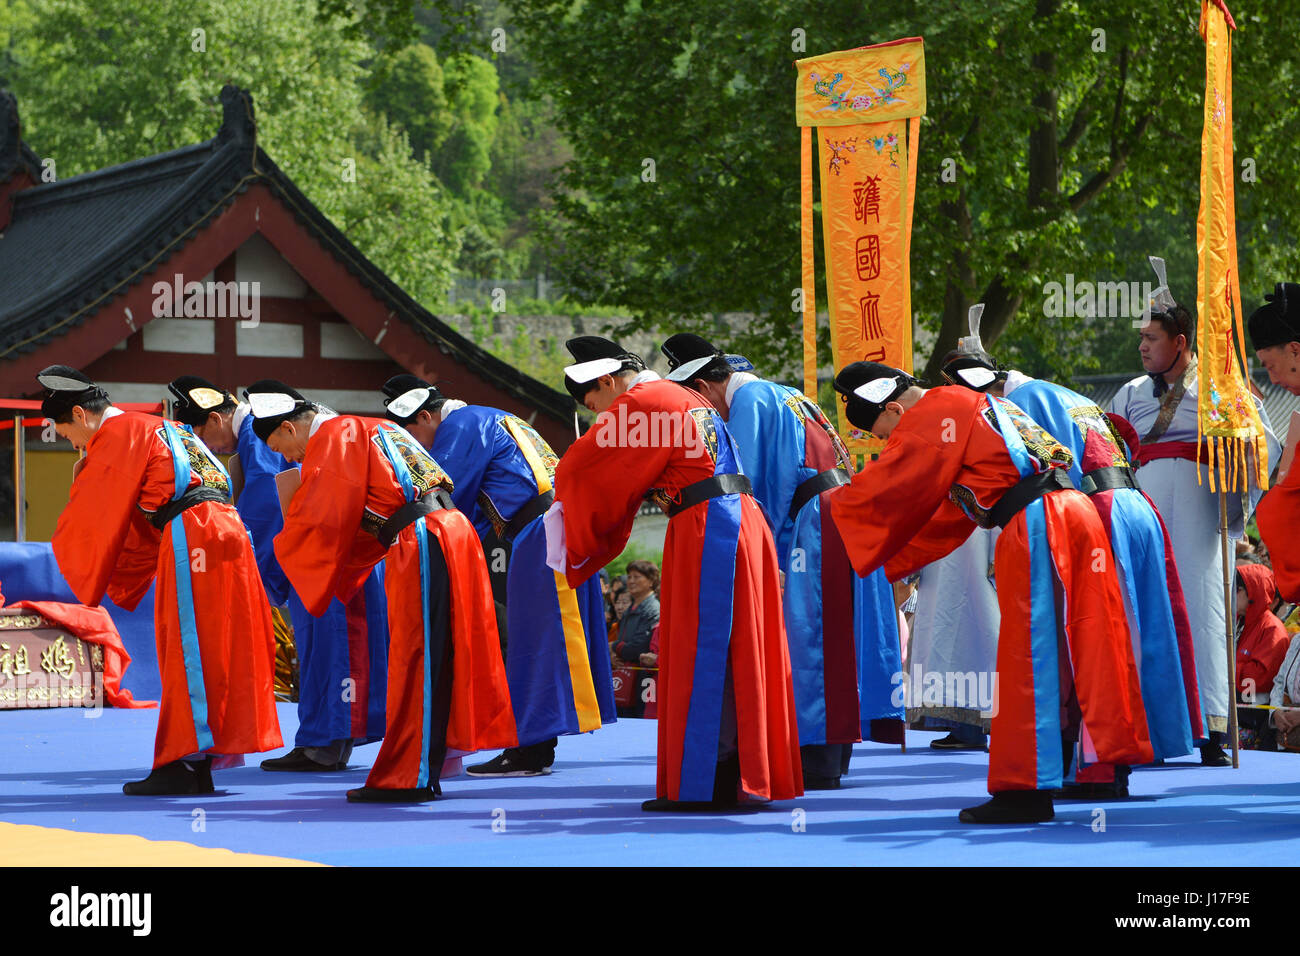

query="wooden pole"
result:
[1221,492,1239,769]
[12,414,23,543]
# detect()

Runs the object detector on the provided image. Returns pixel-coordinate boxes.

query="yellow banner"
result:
[795,38,926,128]
[1195,2,1269,490]
[797,38,924,456]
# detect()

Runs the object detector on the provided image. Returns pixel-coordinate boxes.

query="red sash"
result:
[1134,440,1204,467]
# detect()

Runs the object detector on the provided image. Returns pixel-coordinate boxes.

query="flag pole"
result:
[1220,491,1239,768]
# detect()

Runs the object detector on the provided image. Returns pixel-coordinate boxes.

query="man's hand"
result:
[639,652,657,667]
[1276,709,1300,734]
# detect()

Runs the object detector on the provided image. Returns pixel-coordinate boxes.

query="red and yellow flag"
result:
[796,37,925,455]
[1196,1,1269,490]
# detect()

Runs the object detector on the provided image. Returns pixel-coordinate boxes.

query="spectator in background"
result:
[607,575,628,631]
[1237,564,1291,702]
[612,560,660,665]
[640,634,658,668]
[641,624,661,720]
[1270,630,1300,750]
[1236,563,1292,749]
[610,590,632,635]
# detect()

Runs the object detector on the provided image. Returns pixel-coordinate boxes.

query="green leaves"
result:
[8,0,459,311]
[508,0,1300,383]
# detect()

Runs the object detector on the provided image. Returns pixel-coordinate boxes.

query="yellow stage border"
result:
[1,821,325,867]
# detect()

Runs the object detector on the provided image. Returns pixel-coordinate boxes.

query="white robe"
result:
[1109,364,1280,733]
[905,528,1000,729]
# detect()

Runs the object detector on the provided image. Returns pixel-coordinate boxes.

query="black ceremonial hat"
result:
[563,336,636,401]
[1248,282,1300,351]
[833,361,916,432]
[661,332,727,383]
[243,379,311,442]
[381,374,446,424]
[167,375,234,426]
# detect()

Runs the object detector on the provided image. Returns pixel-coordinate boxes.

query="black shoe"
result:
[346,786,437,803]
[123,758,214,796]
[261,747,347,772]
[515,738,558,769]
[641,797,741,812]
[196,756,214,792]
[930,732,988,752]
[465,749,552,777]
[958,790,1055,824]
[643,755,743,811]
[803,774,841,790]
[1200,741,1231,766]
[1052,780,1130,800]
[713,754,740,804]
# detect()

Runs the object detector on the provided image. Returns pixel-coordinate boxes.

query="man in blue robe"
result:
[660,334,903,789]
[380,375,615,776]
[169,376,388,771]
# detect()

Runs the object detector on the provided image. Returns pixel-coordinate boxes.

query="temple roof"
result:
[0,85,573,425]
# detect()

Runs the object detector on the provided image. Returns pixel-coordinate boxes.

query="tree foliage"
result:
[4,0,459,307]
[507,0,1300,381]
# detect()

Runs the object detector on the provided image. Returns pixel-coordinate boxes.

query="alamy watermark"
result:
[1042,274,1158,327]
[891,665,999,718]
[151,274,261,328]
[593,405,708,458]
[49,886,150,936]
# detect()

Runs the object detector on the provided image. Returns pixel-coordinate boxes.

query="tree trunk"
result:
[921,0,1058,381]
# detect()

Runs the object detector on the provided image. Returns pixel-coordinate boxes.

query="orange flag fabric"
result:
[796,37,925,455]
[1196,1,1269,490]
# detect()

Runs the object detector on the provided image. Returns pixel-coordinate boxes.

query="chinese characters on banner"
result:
[796,37,926,456]
[1195,1,1269,491]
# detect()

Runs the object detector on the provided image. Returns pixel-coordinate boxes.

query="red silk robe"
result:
[1258,463,1300,603]
[273,416,515,789]
[828,387,1153,791]
[554,379,802,802]
[52,410,281,767]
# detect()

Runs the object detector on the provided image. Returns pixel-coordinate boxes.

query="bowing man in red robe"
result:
[546,336,802,811]
[248,381,516,803]
[827,363,1153,824]
[43,366,282,795]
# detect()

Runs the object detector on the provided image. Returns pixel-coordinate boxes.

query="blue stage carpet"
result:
[3,704,1299,866]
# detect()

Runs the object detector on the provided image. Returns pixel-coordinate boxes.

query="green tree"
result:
[506,0,1300,382]
[366,44,454,163]
[433,53,501,196]
[8,0,458,307]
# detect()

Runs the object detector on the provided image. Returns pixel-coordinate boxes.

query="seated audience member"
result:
[1236,564,1290,751]
[607,575,628,630]
[612,561,660,665]
[641,624,661,719]
[1269,631,1300,751]
[609,588,632,649]
[1237,564,1290,702]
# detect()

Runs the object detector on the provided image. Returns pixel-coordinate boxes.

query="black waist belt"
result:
[987,468,1072,529]
[148,487,228,530]
[502,489,555,543]
[1078,465,1138,496]
[665,473,753,518]
[377,489,455,548]
[788,468,850,521]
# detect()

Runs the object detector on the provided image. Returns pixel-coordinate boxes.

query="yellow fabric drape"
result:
[1196,1,1269,490]
[796,37,925,457]
[801,125,818,401]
